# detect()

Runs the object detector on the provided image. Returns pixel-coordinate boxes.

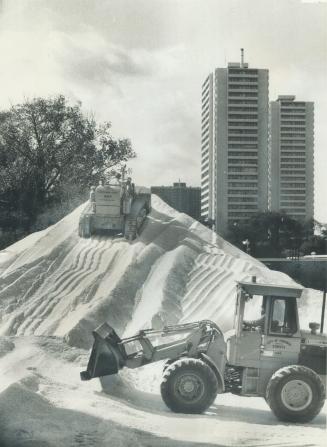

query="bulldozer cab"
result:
[228,281,303,370]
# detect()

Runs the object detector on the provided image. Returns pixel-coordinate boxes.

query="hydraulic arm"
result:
[80,320,224,381]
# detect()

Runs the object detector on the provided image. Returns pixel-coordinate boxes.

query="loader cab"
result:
[227,281,303,368]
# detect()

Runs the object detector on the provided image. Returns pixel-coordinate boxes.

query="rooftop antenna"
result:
[241,48,244,67]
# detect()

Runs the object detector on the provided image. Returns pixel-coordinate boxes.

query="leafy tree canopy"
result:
[0,95,136,237]
[227,212,326,258]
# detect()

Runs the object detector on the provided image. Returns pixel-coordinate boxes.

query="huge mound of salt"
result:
[0,196,314,348]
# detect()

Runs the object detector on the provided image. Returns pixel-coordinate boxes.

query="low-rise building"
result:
[151,182,201,221]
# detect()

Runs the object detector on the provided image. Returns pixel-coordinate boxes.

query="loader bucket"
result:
[80,323,127,381]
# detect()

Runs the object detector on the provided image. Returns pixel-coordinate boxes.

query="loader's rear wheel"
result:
[160,358,218,413]
[266,365,325,423]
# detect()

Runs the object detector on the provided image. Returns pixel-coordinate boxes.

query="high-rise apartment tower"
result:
[201,50,269,236]
[270,95,314,221]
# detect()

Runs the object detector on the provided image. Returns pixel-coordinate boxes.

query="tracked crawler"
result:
[79,170,151,240]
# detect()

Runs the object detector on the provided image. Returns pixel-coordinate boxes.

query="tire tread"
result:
[266,365,325,423]
[161,358,218,413]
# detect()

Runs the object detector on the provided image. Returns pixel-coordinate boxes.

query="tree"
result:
[0,95,136,236]
[228,212,327,258]
[227,211,310,258]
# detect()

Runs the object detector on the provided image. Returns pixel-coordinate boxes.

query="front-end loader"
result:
[81,280,327,422]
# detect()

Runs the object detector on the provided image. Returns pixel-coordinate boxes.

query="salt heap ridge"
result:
[0,195,299,348]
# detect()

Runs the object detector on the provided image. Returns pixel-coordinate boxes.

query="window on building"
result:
[281,152,306,156]
[280,195,306,200]
[281,189,306,195]
[281,202,306,207]
[228,189,257,195]
[281,102,305,107]
[228,152,258,158]
[228,122,258,127]
[228,159,258,165]
[280,158,306,163]
[229,137,258,142]
[229,197,257,202]
[229,91,258,96]
[228,210,258,216]
[228,175,258,180]
[229,101,257,106]
[228,182,258,187]
[228,204,258,209]
[228,114,258,119]
[229,165,257,171]
[228,144,258,149]
[228,69,258,75]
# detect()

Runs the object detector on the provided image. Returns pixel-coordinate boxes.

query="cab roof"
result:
[238,281,303,298]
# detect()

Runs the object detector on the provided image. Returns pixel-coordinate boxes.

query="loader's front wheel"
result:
[266,365,325,423]
[160,358,218,413]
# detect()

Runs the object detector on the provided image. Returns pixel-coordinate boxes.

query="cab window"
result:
[242,294,266,332]
[269,297,297,335]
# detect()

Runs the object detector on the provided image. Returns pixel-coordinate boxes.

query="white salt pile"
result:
[0,195,325,447]
[0,195,309,348]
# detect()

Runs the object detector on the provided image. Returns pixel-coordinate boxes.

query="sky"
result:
[0,0,326,221]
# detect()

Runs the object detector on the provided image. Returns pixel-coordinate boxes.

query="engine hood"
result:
[301,330,327,347]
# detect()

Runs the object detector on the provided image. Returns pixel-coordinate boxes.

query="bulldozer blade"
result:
[80,323,126,381]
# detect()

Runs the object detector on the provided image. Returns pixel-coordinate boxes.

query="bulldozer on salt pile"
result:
[81,280,327,422]
[78,171,151,240]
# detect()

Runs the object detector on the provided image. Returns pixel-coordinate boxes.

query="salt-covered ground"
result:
[0,196,326,446]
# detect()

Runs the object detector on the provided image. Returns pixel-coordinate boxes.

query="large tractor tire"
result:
[266,365,325,423]
[162,359,175,374]
[160,358,218,414]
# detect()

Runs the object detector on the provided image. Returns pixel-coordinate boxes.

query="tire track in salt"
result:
[16,239,92,306]
[31,241,108,319]
[182,269,226,315]
[31,242,121,336]
[0,259,49,295]
[185,268,219,298]
[180,250,252,324]
[16,239,100,331]
[48,238,96,289]
[182,270,233,322]
[21,241,111,334]
[17,238,113,335]
[194,260,253,323]
[38,238,96,296]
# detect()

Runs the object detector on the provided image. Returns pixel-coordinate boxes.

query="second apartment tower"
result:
[201,51,269,236]
[270,95,314,221]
